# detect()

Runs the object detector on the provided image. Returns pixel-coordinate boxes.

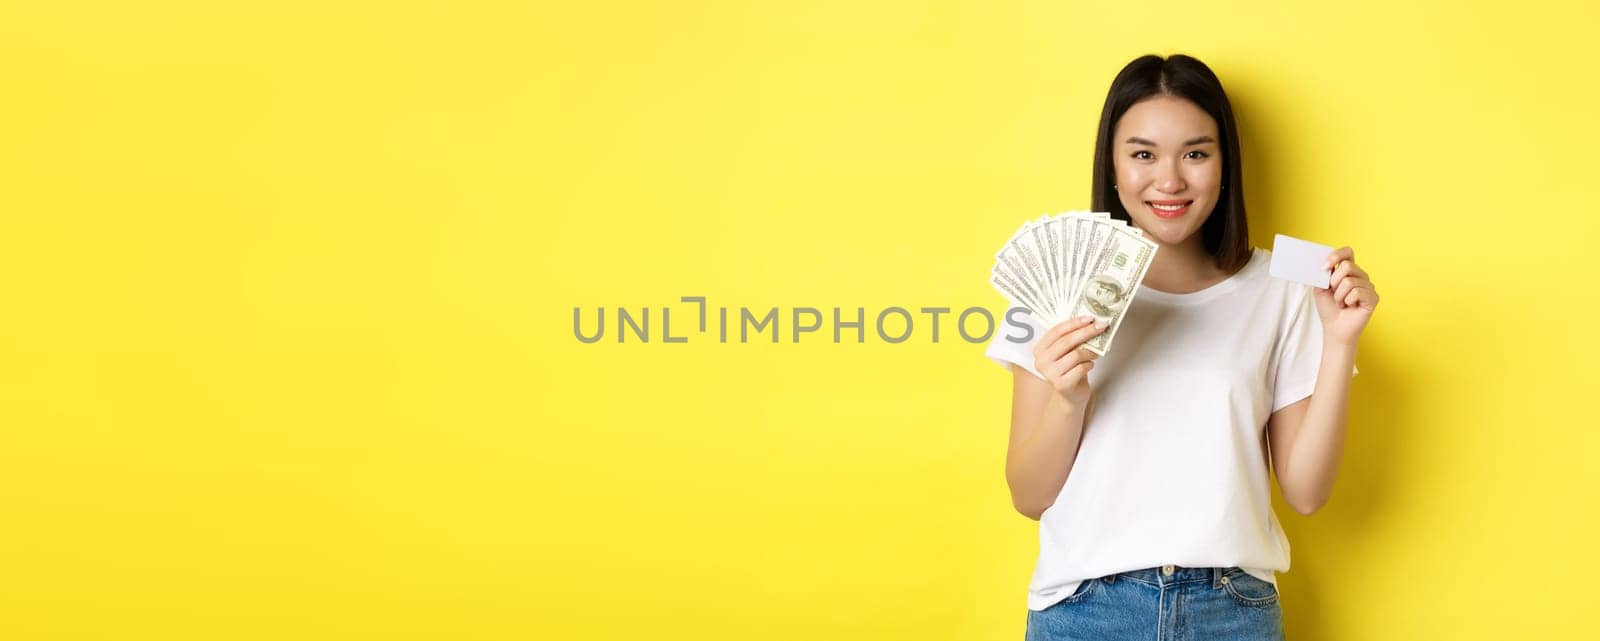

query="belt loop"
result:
[1104,572,1117,584]
[1211,567,1222,588]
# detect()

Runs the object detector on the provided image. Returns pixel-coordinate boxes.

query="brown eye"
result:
[1185,150,1210,160]
[1132,151,1153,160]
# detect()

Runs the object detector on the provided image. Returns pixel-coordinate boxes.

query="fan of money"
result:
[990,210,1159,356]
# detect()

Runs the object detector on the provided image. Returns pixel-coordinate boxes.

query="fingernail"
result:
[1079,315,1093,323]
[1094,319,1108,329]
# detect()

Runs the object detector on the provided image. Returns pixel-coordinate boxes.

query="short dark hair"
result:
[1091,54,1252,274]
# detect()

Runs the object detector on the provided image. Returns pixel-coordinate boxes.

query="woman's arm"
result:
[1006,367,1091,520]
[1267,246,1378,515]
[1005,317,1106,520]
[1266,343,1356,515]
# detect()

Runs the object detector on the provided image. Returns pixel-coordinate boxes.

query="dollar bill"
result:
[990,210,1160,351]
[1061,223,1158,355]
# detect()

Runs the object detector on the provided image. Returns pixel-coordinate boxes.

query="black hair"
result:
[1090,54,1251,273]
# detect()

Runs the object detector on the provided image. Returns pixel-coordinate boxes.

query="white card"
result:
[1269,234,1333,289]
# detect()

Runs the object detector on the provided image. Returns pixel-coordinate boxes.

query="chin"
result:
[1147,229,1195,247]
[1128,216,1194,246]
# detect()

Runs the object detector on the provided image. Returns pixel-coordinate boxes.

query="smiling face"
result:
[1112,95,1224,249]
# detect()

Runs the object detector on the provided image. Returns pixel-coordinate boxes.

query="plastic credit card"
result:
[1269,234,1333,289]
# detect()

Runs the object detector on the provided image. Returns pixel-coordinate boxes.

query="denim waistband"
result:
[1102,565,1238,589]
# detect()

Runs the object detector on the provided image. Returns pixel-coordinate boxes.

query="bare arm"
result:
[1004,317,1106,520]
[1267,245,1379,516]
[1005,368,1090,520]
[1266,343,1356,515]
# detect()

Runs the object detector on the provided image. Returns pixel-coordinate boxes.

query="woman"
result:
[984,54,1378,640]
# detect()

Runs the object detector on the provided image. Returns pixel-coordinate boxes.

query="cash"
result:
[990,211,1159,355]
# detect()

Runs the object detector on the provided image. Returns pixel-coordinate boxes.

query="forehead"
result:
[1114,95,1218,142]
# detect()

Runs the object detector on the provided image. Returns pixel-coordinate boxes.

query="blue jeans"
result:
[1025,566,1284,640]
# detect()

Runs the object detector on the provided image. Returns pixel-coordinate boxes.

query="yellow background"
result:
[3,1,1596,639]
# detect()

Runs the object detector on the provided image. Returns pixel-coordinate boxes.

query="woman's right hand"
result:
[1031,316,1108,406]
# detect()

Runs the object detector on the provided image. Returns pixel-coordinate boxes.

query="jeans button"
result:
[1161,564,1175,576]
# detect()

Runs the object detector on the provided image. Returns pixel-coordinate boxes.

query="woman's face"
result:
[1112,95,1224,248]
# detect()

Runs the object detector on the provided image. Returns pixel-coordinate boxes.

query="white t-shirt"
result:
[986,247,1354,611]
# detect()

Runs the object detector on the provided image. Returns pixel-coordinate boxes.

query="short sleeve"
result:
[984,310,1047,381]
[1271,286,1358,412]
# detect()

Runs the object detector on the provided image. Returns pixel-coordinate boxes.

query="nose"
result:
[1154,159,1186,194]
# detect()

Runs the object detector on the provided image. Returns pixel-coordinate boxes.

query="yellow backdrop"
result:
[3,1,1596,639]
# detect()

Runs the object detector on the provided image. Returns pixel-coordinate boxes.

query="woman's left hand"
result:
[1313,246,1379,346]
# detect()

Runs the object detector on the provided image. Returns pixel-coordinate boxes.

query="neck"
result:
[1141,235,1231,294]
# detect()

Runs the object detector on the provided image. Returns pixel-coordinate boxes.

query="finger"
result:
[1058,359,1094,388]
[1348,286,1378,309]
[1344,287,1364,307]
[1053,347,1088,373]
[1035,318,1078,351]
[1040,329,1083,363]
[1036,318,1075,348]
[1332,274,1354,303]
[1347,275,1368,301]
[1346,262,1368,280]
[1324,246,1354,270]
[1060,346,1102,369]
[1035,316,1095,359]
[1036,336,1071,366]
[1329,260,1353,290]
[1045,353,1080,387]
[1041,359,1063,382]
[1045,319,1109,357]
[1343,276,1373,301]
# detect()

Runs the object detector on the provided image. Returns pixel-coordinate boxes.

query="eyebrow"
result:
[1124,136,1217,146]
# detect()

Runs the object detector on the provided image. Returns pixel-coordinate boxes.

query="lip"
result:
[1146,200,1192,219]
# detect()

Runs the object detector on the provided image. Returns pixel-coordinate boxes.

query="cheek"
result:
[1116,168,1155,208]
[1116,163,1148,186]
[1187,164,1223,195]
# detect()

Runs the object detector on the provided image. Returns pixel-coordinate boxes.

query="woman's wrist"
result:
[1321,340,1358,363]
[1048,390,1087,416]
